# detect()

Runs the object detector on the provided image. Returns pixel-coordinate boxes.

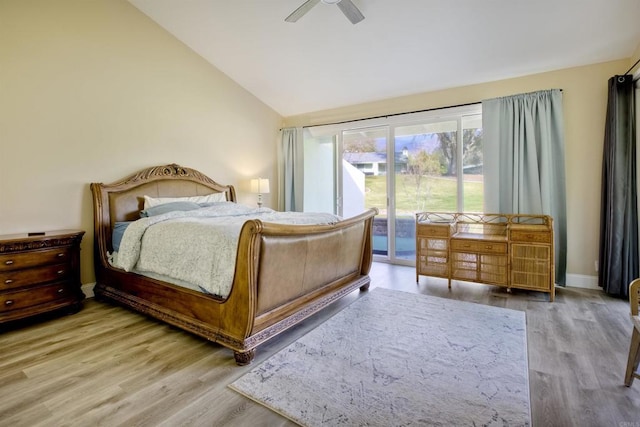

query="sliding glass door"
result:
[303,131,336,214]
[304,105,483,265]
[342,127,388,255]
[392,120,458,261]
[391,114,483,262]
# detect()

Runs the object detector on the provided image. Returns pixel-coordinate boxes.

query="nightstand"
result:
[0,230,85,324]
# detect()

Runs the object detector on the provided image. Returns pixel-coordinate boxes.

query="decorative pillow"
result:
[143,193,226,209]
[112,221,133,252]
[140,201,201,217]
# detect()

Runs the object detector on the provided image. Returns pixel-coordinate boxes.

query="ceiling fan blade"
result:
[285,0,321,23]
[337,0,365,24]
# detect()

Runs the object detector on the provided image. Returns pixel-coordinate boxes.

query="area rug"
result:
[229,288,531,426]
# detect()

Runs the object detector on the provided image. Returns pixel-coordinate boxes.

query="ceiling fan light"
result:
[321,0,341,4]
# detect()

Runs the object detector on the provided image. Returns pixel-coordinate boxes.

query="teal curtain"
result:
[278,127,304,212]
[599,75,637,298]
[483,89,567,285]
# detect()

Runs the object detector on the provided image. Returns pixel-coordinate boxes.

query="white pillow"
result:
[143,193,227,209]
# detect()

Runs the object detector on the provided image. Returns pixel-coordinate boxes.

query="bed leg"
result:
[234,349,256,366]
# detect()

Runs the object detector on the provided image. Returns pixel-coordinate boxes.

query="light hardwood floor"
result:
[1,262,639,426]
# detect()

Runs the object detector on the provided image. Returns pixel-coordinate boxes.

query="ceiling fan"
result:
[285,0,365,25]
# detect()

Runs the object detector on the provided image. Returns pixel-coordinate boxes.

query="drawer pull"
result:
[57,253,65,257]
[57,288,65,293]
[57,270,65,275]
[5,300,13,306]
[485,245,493,249]
[4,260,14,265]
[4,279,13,284]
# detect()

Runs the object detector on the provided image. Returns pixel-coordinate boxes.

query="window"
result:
[304,104,482,265]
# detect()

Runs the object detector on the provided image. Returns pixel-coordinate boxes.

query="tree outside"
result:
[435,129,483,176]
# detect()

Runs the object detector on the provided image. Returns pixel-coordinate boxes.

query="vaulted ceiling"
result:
[128,0,640,117]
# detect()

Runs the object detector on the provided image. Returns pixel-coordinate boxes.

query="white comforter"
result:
[110,203,340,297]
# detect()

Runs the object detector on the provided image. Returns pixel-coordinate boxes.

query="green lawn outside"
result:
[365,174,483,217]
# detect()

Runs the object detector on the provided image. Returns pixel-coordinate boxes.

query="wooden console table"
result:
[416,213,554,301]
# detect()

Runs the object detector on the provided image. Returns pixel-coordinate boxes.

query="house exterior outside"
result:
[343,149,409,176]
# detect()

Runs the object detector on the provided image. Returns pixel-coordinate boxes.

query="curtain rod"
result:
[300,101,481,129]
[281,89,564,131]
[294,89,563,129]
[624,56,640,76]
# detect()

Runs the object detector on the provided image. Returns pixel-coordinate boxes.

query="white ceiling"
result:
[128,0,640,117]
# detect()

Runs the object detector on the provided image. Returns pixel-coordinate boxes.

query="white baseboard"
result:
[82,282,96,298]
[564,273,600,290]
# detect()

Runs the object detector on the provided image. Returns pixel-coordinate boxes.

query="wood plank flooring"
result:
[1,262,639,426]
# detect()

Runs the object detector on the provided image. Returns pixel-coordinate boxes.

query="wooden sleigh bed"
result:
[91,164,376,365]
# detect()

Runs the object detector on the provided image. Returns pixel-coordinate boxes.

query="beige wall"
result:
[0,0,283,284]
[2,0,635,287]
[631,42,640,74]
[285,59,634,282]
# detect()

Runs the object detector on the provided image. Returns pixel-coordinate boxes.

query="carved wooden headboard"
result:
[90,164,236,262]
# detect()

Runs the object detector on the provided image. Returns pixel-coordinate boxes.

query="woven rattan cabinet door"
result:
[415,221,451,282]
[510,243,551,290]
[509,223,554,301]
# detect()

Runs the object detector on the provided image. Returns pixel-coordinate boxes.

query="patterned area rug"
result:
[229,288,531,426]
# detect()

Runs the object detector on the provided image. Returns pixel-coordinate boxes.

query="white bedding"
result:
[110,203,340,297]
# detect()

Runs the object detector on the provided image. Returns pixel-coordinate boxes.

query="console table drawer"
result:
[510,230,552,244]
[450,239,507,254]
[417,224,451,238]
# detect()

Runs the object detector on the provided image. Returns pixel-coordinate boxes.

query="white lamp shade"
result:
[251,178,270,194]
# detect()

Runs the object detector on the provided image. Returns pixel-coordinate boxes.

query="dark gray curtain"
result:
[599,75,638,298]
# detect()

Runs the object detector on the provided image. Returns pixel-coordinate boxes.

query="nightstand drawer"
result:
[510,230,552,244]
[0,247,71,272]
[0,263,71,290]
[451,239,507,254]
[0,282,73,313]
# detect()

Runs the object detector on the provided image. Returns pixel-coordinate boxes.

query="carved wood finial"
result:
[124,164,220,186]
[159,164,188,177]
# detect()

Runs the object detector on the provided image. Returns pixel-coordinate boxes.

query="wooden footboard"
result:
[222,209,376,364]
[91,164,376,365]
